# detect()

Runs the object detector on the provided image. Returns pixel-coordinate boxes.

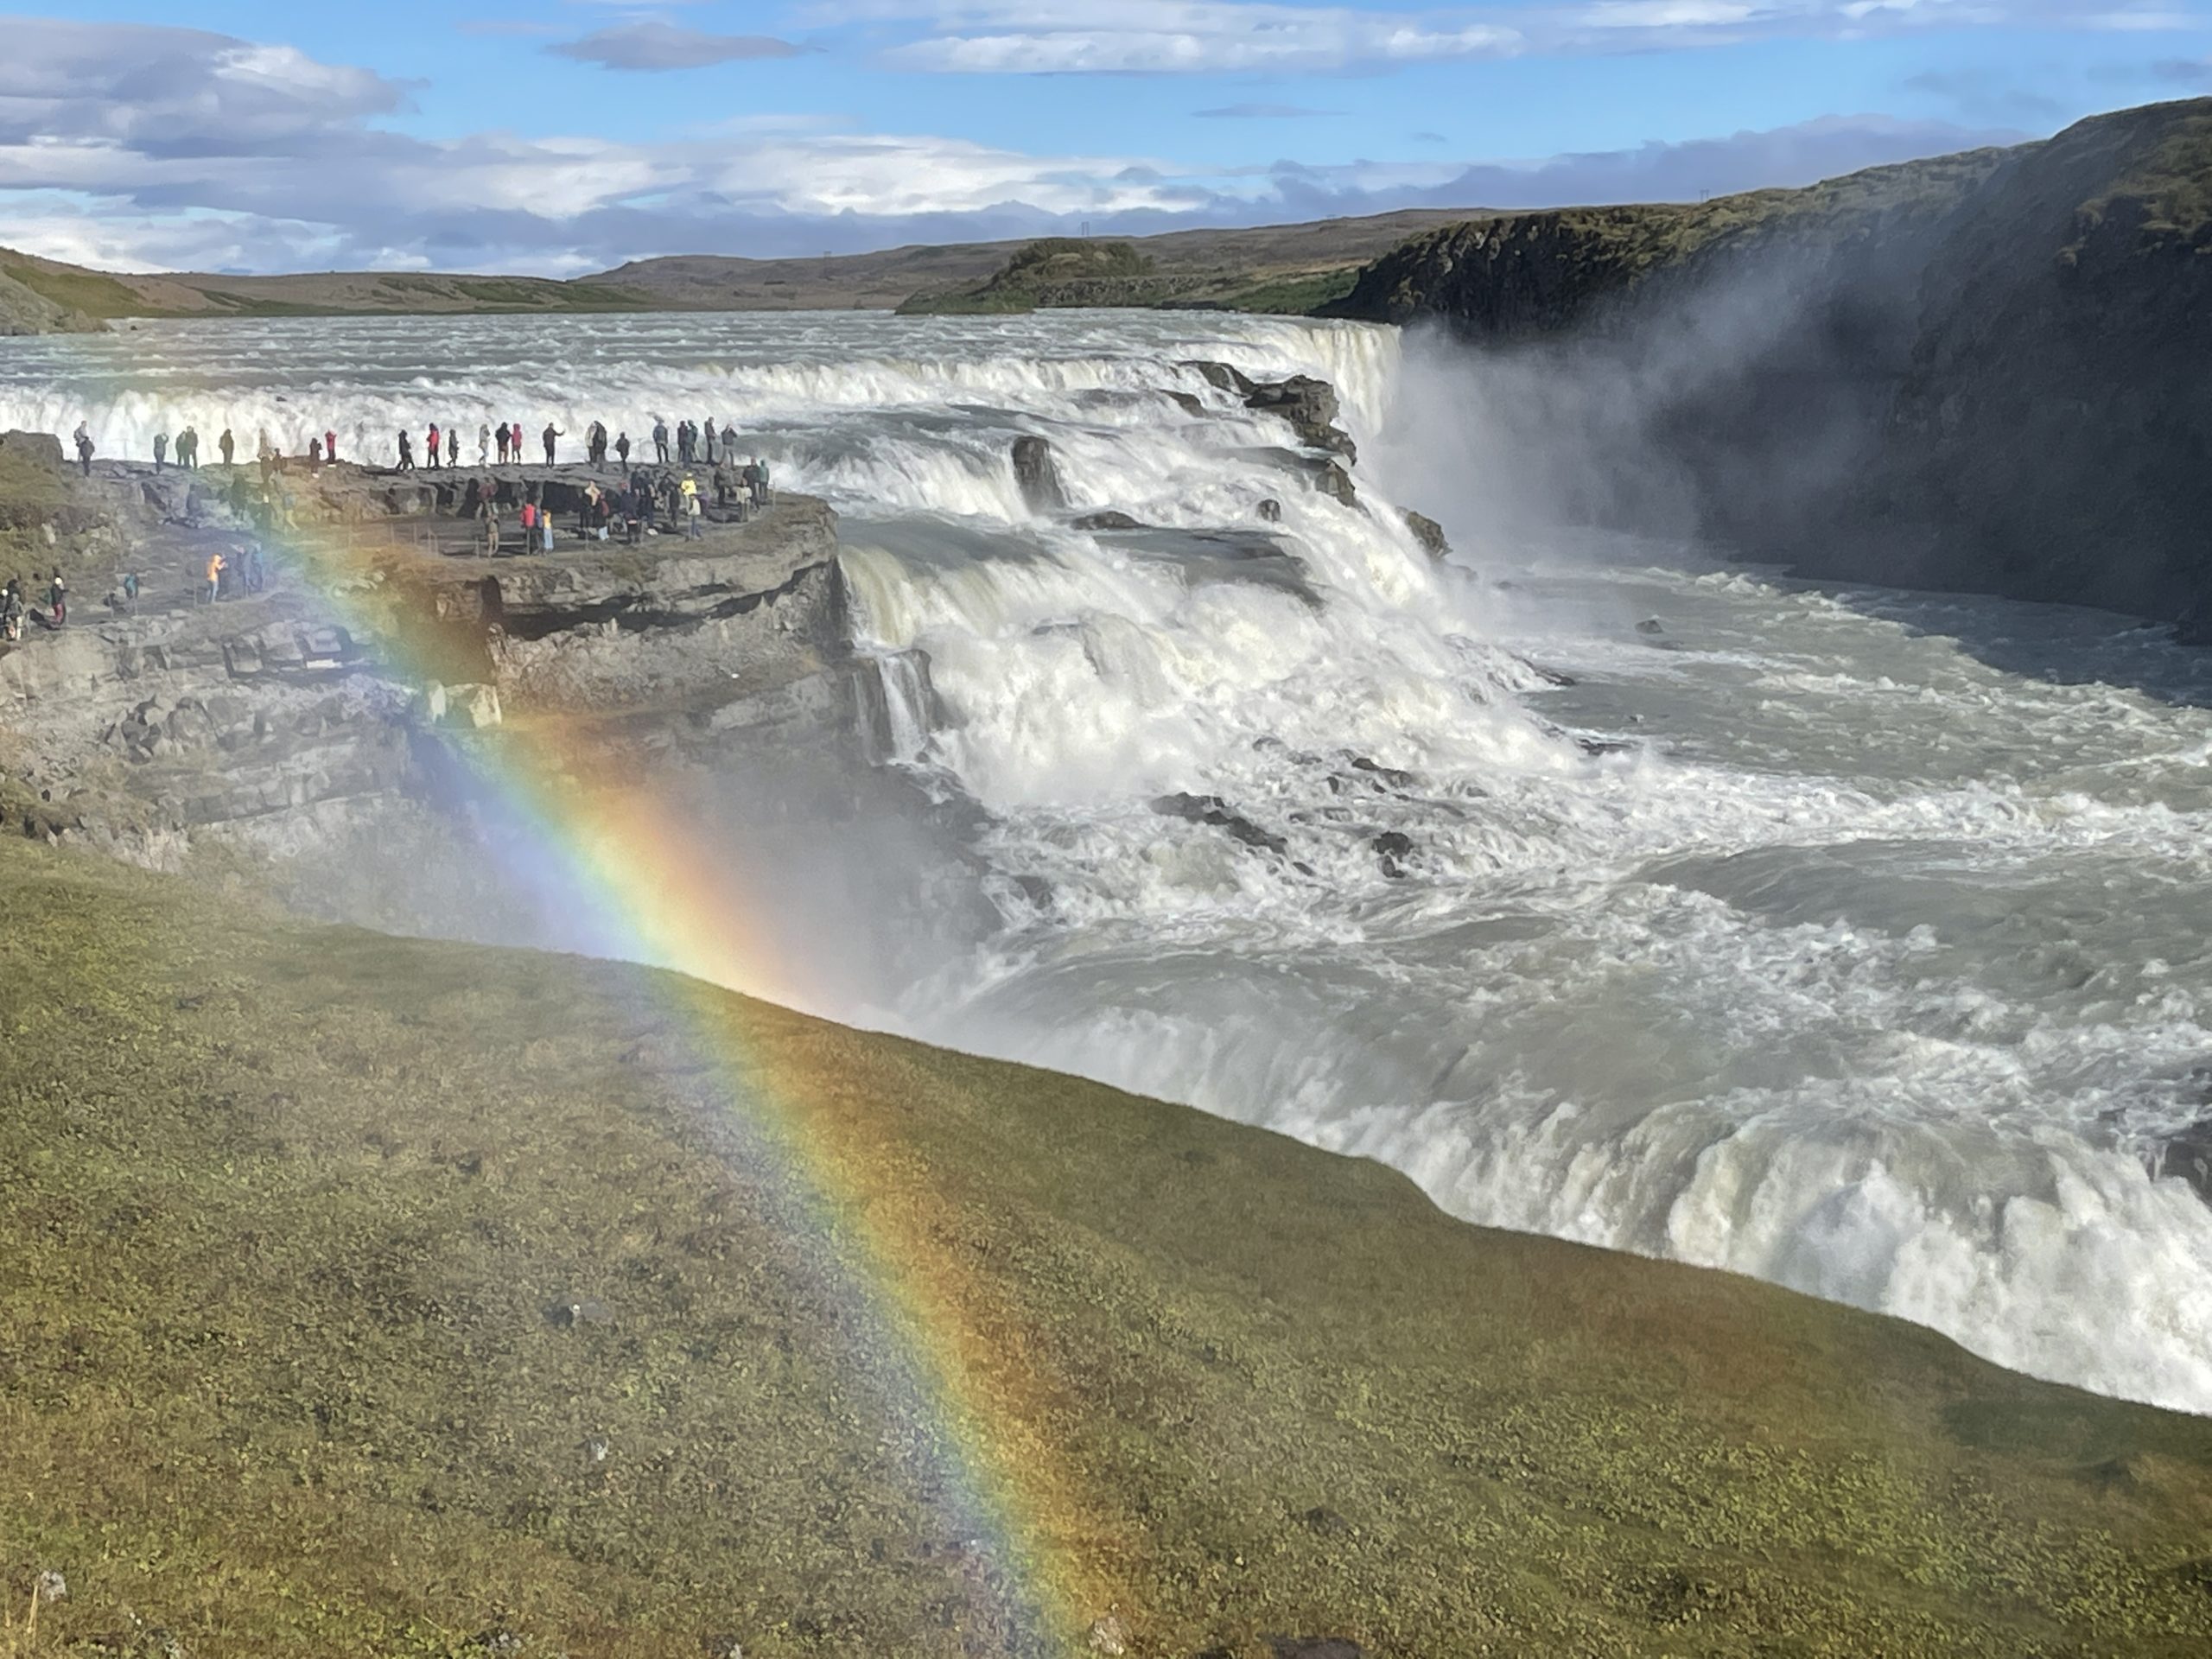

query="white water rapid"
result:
[10,309,2212,1414]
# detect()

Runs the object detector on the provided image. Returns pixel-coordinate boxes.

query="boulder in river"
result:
[1402,509,1451,560]
[1073,510,1145,531]
[1372,831,1415,877]
[1012,435,1067,513]
[1152,792,1287,858]
[1244,374,1356,461]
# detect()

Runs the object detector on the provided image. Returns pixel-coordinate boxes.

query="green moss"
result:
[2,836,2210,1656]
[1211,266,1364,315]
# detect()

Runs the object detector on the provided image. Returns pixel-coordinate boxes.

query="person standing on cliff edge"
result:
[73,421,93,476]
[218,429,235,467]
[652,418,669,465]
[427,423,442,471]
[543,423,563,466]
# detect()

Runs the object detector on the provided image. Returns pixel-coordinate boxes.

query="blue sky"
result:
[9,2,2211,274]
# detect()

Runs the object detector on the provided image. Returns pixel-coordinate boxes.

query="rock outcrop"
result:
[1402,510,1450,560]
[0,461,863,874]
[1012,436,1068,514]
[1325,98,2212,634]
[1185,361,1358,459]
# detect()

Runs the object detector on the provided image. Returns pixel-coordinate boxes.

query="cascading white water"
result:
[10,308,2212,1413]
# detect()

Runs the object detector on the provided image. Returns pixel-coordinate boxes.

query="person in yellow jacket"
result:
[679,474,702,540]
[204,550,226,605]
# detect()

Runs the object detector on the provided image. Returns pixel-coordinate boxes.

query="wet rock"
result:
[1012,435,1067,513]
[1402,509,1451,560]
[1510,652,1577,687]
[1636,617,1665,635]
[1183,359,1255,397]
[1256,498,1282,523]
[1245,373,1357,461]
[1312,462,1357,508]
[1349,756,1418,790]
[1087,1614,1129,1655]
[2152,1119,2212,1204]
[1073,510,1145,531]
[1166,390,1206,416]
[1152,792,1288,858]
[1371,832,1415,877]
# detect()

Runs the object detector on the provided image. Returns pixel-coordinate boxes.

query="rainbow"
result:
[241,499,1118,1649]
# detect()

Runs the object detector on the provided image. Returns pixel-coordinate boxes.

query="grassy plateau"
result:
[0,834,2210,1656]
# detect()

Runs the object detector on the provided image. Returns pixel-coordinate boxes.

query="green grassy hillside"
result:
[3,836,2211,1657]
[899,238,1369,317]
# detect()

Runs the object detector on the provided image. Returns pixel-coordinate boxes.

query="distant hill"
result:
[891,221,1421,315]
[0,209,1478,328]
[596,210,1480,312]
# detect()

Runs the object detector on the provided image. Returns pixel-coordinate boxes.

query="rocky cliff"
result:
[1331,99,2212,633]
[0,448,912,939]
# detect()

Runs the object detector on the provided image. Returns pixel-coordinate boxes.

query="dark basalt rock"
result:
[1011,435,1067,514]
[1244,373,1356,461]
[1256,498,1282,522]
[1182,359,1255,397]
[1636,617,1665,635]
[1372,830,1415,878]
[2152,1119,2212,1205]
[1152,791,1287,857]
[1402,508,1451,560]
[1073,510,1145,531]
[1350,755,1419,790]
[1183,361,1357,459]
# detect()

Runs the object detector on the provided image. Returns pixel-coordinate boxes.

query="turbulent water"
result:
[13,310,2212,1414]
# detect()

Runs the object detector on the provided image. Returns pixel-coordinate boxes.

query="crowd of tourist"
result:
[5,412,781,643]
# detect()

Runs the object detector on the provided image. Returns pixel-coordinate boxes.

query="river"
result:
[9,308,2212,1414]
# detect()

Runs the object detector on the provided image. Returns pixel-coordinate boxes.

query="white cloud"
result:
[548,22,808,70]
[874,3,1524,72]
[823,0,2169,73]
[0,17,2037,276]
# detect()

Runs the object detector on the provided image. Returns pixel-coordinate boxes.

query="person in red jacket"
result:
[325,429,337,463]
[427,424,442,470]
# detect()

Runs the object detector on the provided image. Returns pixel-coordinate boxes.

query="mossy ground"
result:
[3,835,2212,1657]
